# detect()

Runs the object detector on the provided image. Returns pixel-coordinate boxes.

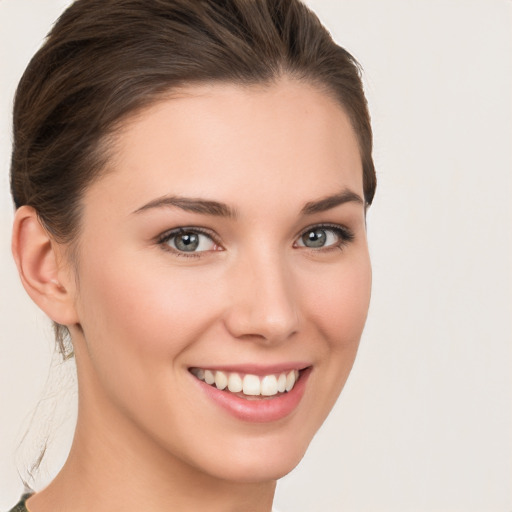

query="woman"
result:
[8,0,375,510]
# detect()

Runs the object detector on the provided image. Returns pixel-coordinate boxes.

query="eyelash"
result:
[157,227,220,258]
[296,223,355,251]
[157,223,355,258]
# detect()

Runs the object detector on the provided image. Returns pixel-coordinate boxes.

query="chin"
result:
[204,452,306,484]
[186,426,314,484]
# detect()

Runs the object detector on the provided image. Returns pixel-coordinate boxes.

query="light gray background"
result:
[1,1,511,510]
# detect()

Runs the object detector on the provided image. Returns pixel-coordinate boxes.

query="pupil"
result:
[303,229,326,248]
[176,232,199,251]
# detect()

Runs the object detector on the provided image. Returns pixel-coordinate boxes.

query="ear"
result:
[12,205,79,326]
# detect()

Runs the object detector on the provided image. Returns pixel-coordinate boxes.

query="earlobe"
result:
[12,205,79,326]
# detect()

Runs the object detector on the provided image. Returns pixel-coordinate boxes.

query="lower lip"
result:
[194,368,311,423]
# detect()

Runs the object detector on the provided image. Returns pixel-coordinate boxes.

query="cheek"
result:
[299,252,371,417]
[78,253,218,350]
[303,252,372,349]
[72,252,231,440]
[72,250,225,411]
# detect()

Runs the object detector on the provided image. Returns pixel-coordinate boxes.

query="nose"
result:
[223,250,299,344]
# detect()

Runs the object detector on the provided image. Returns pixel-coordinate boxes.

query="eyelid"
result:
[294,223,355,248]
[155,223,354,257]
[156,226,223,256]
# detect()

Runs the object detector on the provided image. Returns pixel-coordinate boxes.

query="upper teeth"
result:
[190,368,300,397]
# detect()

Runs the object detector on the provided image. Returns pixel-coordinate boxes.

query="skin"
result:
[13,78,371,512]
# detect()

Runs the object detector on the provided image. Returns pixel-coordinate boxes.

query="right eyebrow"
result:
[131,195,238,219]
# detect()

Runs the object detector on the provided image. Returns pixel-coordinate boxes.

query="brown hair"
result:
[11,0,376,353]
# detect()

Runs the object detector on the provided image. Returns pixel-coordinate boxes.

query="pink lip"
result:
[192,366,312,423]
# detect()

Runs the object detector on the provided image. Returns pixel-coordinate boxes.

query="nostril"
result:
[223,262,299,341]
[228,320,299,344]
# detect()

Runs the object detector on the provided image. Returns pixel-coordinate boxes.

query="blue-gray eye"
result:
[296,227,347,249]
[165,230,216,252]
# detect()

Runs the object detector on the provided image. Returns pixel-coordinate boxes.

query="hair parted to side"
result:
[11,0,376,354]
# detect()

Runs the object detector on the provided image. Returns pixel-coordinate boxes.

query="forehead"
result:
[87,79,363,215]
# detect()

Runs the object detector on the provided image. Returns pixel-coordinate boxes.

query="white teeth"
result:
[261,375,278,396]
[285,370,296,392]
[243,374,261,396]
[191,368,302,397]
[204,369,215,385]
[214,370,228,390]
[277,373,287,393]
[228,373,243,393]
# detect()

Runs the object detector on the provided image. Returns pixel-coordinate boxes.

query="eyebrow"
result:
[132,195,238,218]
[300,189,364,215]
[132,188,364,218]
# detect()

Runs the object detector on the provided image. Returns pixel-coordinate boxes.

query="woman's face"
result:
[68,79,371,483]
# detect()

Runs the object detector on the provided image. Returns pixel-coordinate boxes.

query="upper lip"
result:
[188,362,311,376]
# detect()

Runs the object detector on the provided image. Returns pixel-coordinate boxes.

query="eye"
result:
[159,228,219,254]
[295,225,354,249]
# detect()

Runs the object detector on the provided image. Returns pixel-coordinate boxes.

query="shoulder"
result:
[6,498,282,512]
[6,493,32,512]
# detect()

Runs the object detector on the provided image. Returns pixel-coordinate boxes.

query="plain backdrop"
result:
[1,1,511,511]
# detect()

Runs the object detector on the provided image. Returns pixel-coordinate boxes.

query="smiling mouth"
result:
[189,367,302,399]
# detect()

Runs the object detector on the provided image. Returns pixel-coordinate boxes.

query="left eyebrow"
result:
[300,189,364,215]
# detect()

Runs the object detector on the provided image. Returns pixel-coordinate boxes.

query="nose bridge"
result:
[225,243,299,342]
